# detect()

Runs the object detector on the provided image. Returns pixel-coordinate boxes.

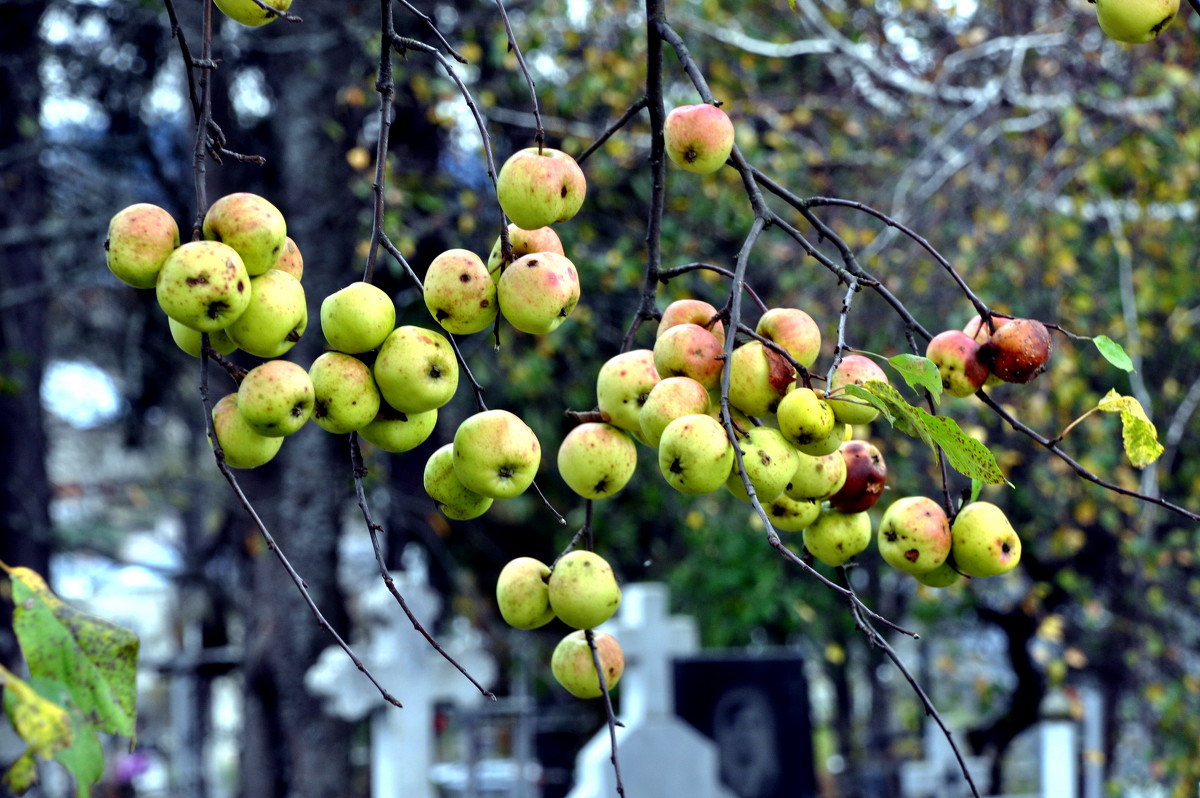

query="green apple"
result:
[423,443,493,521]
[926,330,988,398]
[756,307,821,369]
[358,405,438,454]
[423,248,498,335]
[663,104,735,174]
[657,413,734,495]
[236,359,314,437]
[557,422,638,500]
[725,426,800,503]
[273,236,303,281]
[827,354,888,426]
[776,387,836,448]
[951,501,1022,577]
[105,203,179,289]
[168,318,238,358]
[877,496,952,575]
[596,349,661,435]
[548,550,621,630]
[639,376,711,448]
[658,298,725,344]
[551,630,624,699]
[321,281,396,354]
[796,421,847,457]
[156,240,251,332]
[785,450,847,500]
[374,325,459,413]
[308,352,381,434]
[202,192,287,275]
[653,323,724,390]
[763,493,822,532]
[496,147,587,230]
[452,409,541,499]
[913,561,963,589]
[211,393,283,469]
[803,507,872,567]
[214,0,292,25]
[728,341,794,417]
[226,269,308,358]
[497,252,580,335]
[487,224,564,281]
[1095,0,1178,43]
[495,557,555,629]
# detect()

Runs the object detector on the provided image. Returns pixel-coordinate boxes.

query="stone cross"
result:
[566,582,736,798]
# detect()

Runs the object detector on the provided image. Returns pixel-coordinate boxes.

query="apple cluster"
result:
[926,314,1053,398]
[495,552,625,699]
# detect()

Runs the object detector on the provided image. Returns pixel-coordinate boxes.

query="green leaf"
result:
[845,381,1007,484]
[5,565,139,739]
[887,353,943,404]
[27,678,105,796]
[969,479,983,504]
[1097,390,1164,468]
[1093,336,1134,372]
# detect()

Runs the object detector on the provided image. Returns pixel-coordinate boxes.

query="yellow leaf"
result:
[1097,390,1164,469]
[0,665,73,760]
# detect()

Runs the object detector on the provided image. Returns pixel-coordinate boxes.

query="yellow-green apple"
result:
[803,507,872,567]
[168,318,238,358]
[827,354,888,425]
[497,252,580,334]
[487,224,564,280]
[226,269,307,358]
[727,341,795,417]
[663,104,735,174]
[963,313,1011,345]
[424,248,497,335]
[828,439,887,513]
[979,318,1052,384]
[202,192,287,275]
[547,550,621,630]
[452,409,541,499]
[358,405,438,454]
[657,298,725,344]
[795,420,847,457]
[596,349,661,434]
[926,330,989,398]
[214,0,291,26]
[877,496,952,575]
[236,360,314,437]
[155,241,251,332]
[496,147,587,230]
[308,352,381,434]
[653,322,725,390]
[423,443,493,521]
[551,630,624,699]
[495,557,555,629]
[785,449,847,500]
[105,203,179,288]
[951,501,1022,577]
[273,237,303,281]
[756,307,821,369]
[211,393,283,469]
[657,413,735,494]
[1095,0,1178,43]
[374,325,459,413]
[557,422,638,500]
[913,561,963,588]
[776,387,836,448]
[639,376,710,447]
[763,493,822,532]
[321,281,396,354]
[725,426,799,503]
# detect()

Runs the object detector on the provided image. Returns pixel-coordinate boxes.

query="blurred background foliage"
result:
[2,0,1199,794]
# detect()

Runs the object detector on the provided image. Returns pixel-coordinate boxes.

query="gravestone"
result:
[566,583,735,798]
[674,651,818,798]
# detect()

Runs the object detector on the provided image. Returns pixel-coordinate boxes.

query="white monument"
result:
[566,582,736,798]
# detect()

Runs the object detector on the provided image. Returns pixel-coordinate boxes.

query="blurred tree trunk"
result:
[0,2,53,669]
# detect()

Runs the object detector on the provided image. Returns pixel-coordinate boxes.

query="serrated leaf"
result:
[0,666,72,760]
[888,353,943,403]
[5,565,139,739]
[844,381,1007,484]
[1097,390,1164,468]
[1093,336,1134,372]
